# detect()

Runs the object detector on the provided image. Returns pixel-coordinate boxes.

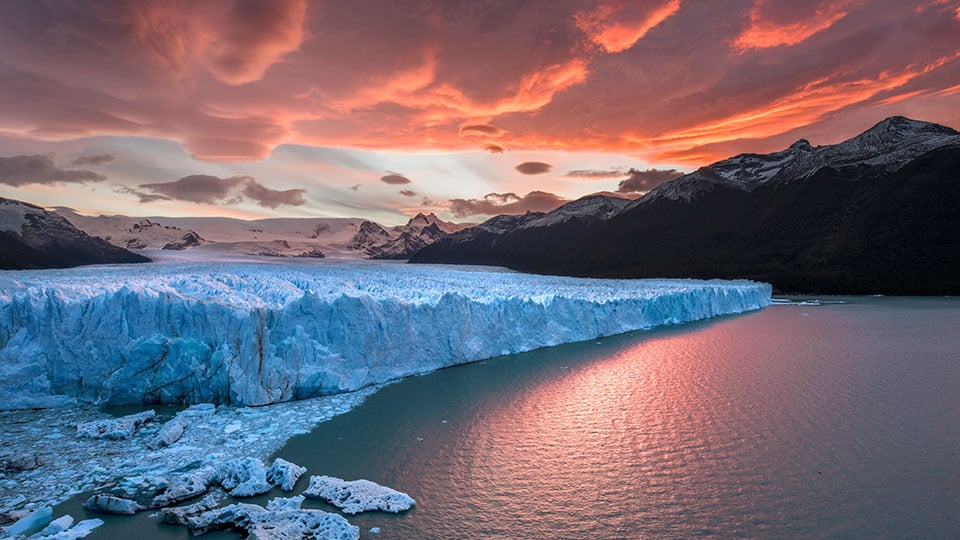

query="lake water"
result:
[61,297,960,538]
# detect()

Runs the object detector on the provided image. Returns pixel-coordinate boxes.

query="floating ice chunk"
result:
[82,494,143,515]
[369,527,381,534]
[29,514,73,537]
[33,519,103,539]
[4,506,52,536]
[266,458,306,491]
[157,494,220,526]
[224,423,242,434]
[150,415,187,449]
[76,411,155,440]
[186,503,358,540]
[214,458,271,498]
[149,468,214,508]
[303,476,415,514]
[266,495,304,512]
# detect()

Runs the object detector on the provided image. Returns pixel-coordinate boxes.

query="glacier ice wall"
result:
[0,260,771,409]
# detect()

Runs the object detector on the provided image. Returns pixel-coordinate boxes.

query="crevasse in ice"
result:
[0,260,771,409]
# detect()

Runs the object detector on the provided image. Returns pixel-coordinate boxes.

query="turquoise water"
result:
[64,297,960,538]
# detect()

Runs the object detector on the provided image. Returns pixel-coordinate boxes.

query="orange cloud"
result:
[636,53,960,163]
[206,0,307,85]
[0,0,958,170]
[733,0,858,51]
[126,0,307,85]
[575,1,681,53]
[459,123,507,137]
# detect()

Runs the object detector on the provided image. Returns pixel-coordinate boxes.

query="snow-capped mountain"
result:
[412,116,960,295]
[358,212,472,259]
[0,198,149,269]
[55,209,469,260]
[639,116,960,204]
[520,194,632,229]
[411,194,632,265]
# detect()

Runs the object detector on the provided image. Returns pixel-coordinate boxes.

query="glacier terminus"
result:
[0,258,771,410]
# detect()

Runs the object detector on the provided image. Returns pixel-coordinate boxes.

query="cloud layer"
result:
[616,168,685,193]
[448,191,567,217]
[134,174,306,208]
[0,155,105,186]
[515,162,553,175]
[0,1,955,165]
[380,173,412,185]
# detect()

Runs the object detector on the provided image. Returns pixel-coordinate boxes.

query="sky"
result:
[0,0,958,226]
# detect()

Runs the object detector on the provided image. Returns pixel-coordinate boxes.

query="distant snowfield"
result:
[0,257,770,516]
[0,255,772,410]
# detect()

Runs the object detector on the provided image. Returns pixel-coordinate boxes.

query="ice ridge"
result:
[0,260,771,409]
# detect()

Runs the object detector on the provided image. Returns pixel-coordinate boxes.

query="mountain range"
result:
[53,209,468,260]
[0,198,149,269]
[412,117,960,295]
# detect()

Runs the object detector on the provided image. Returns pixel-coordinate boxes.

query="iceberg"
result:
[82,494,143,515]
[184,503,359,539]
[303,476,415,514]
[0,260,770,409]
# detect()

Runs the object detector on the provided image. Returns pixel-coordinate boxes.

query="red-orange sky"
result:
[0,0,958,224]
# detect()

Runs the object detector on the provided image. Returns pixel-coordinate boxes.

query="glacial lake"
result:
[60,296,960,538]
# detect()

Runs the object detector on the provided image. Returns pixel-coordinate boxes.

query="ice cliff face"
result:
[0,260,771,409]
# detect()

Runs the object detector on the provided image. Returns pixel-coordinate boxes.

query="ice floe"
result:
[82,494,142,515]
[186,502,359,539]
[266,458,307,492]
[75,411,155,440]
[303,476,415,514]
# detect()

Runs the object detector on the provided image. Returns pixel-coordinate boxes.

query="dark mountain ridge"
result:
[0,197,150,270]
[411,117,960,295]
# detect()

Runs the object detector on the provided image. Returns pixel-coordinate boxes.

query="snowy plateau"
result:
[0,257,771,410]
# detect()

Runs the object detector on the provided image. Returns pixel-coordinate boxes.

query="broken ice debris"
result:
[82,494,143,515]
[150,415,187,449]
[303,476,415,514]
[29,514,73,537]
[76,410,155,440]
[0,453,43,472]
[3,506,52,536]
[149,468,214,509]
[157,495,220,526]
[185,503,359,539]
[213,458,272,498]
[265,495,304,512]
[265,458,307,491]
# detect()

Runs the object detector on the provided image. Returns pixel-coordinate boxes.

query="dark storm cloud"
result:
[399,189,417,197]
[241,181,306,208]
[380,173,412,185]
[448,190,567,217]
[139,175,246,203]
[71,154,117,166]
[514,161,553,175]
[616,168,685,193]
[0,154,106,186]
[135,174,306,207]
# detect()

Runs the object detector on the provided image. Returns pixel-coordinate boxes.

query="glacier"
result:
[0,259,771,409]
